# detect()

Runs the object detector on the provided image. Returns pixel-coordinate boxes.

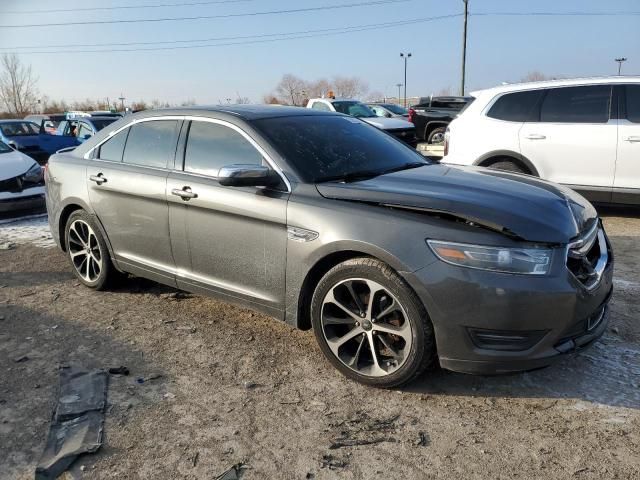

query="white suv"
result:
[442,77,640,204]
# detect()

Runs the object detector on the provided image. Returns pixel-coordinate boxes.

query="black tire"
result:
[427,127,447,145]
[487,159,527,174]
[311,257,436,388]
[64,210,116,290]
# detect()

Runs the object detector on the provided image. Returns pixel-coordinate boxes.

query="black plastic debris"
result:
[108,366,130,376]
[35,366,108,479]
[215,463,249,480]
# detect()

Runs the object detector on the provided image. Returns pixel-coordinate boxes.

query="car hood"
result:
[361,117,414,130]
[315,164,597,244]
[0,149,37,180]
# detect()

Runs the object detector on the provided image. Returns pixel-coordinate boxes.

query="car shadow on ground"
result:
[0,304,167,479]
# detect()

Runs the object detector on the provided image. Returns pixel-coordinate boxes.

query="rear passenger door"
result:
[613,85,640,204]
[87,119,182,285]
[167,118,288,316]
[519,85,616,201]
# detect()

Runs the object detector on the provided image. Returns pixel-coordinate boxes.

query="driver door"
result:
[167,119,289,317]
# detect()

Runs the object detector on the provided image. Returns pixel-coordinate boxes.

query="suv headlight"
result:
[427,240,552,275]
[23,163,43,184]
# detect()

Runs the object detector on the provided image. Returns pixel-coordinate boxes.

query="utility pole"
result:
[400,52,412,107]
[396,83,403,105]
[118,93,125,112]
[461,0,469,96]
[615,57,627,75]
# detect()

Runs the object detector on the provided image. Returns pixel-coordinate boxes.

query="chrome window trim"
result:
[84,115,292,193]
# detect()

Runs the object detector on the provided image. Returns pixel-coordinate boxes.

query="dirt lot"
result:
[1,210,639,479]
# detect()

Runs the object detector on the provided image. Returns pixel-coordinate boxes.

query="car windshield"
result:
[0,140,12,153]
[381,104,408,115]
[331,101,377,118]
[253,115,429,183]
[90,118,117,131]
[0,121,39,136]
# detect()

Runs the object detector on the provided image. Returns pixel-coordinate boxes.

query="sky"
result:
[0,0,638,106]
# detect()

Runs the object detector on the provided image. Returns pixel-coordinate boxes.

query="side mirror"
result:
[218,164,280,188]
[385,112,392,118]
[82,134,92,140]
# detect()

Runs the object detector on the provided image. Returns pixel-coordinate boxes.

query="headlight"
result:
[23,163,43,184]
[427,240,552,275]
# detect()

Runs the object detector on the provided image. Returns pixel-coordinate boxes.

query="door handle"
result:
[171,186,198,200]
[524,134,546,140]
[89,173,107,185]
[624,136,640,143]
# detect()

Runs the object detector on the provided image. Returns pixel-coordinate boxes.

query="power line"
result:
[0,0,409,28]
[3,0,256,15]
[472,11,640,17]
[3,16,459,51]
[0,15,462,55]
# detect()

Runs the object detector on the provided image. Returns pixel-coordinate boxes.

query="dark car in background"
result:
[410,96,473,144]
[367,103,410,119]
[0,119,79,165]
[46,105,612,387]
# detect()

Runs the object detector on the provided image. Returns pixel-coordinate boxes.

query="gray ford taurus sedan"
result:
[45,105,613,387]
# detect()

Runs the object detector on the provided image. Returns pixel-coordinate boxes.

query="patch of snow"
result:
[0,214,55,248]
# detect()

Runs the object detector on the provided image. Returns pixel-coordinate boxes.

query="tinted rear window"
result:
[626,85,640,123]
[253,115,427,183]
[540,85,611,123]
[487,90,544,122]
[90,119,117,131]
[122,120,180,168]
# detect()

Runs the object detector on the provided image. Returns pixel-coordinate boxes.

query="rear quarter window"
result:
[487,90,544,122]
[97,128,129,162]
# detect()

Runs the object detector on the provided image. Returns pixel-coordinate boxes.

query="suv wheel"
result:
[311,258,436,388]
[64,210,115,290]
[427,127,447,144]
[487,159,527,174]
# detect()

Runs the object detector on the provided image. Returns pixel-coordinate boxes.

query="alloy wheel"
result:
[320,278,413,377]
[67,219,103,283]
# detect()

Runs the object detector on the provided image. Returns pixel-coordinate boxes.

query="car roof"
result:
[131,104,335,120]
[471,75,640,97]
[83,116,119,122]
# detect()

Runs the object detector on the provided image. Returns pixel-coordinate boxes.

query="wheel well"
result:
[296,250,373,330]
[58,204,83,251]
[479,155,534,175]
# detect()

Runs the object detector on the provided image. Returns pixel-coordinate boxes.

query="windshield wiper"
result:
[317,161,427,184]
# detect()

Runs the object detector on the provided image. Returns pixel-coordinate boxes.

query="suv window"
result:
[184,121,263,177]
[487,90,544,122]
[97,128,129,162]
[311,101,331,112]
[122,120,180,168]
[539,85,611,123]
[626,85,640,123]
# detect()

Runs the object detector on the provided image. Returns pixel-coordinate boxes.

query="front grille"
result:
[566,221,609,290]
[0,176,22,193]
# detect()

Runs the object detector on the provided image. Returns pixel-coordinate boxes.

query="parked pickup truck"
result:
[0,119,80,165]
[409,96,473,144]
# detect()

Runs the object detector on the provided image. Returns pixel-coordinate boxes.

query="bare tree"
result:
[520,71,550,83]
[331,76,369,99]
[275,74,307,106]
[0,54,39,115]
[262,94,280,104]
[306,78,331,98]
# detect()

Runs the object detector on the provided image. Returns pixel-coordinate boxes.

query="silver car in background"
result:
[46,106,612,387]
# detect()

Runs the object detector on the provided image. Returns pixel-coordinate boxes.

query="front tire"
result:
[311,258,436,388]
[64,210,115,290]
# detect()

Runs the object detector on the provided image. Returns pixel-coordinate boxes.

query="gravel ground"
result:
[0,208,639,479]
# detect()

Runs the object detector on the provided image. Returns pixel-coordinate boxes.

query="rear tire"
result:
[310,257,436,388]
[64,210,116,290]
[427,127,447,145]
[487,159,527,174]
